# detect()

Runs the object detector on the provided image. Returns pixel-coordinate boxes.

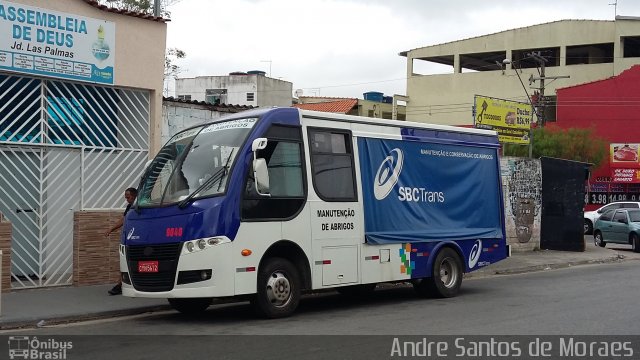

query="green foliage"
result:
[503,127,608,168]
[97,0,171,18]
[164,48,186,95]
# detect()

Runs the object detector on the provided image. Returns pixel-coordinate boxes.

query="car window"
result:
[599,210,615,221]
[622,203,640,208]
[613,211,627,223]
[599,204,616,213]
[629,210,640,222]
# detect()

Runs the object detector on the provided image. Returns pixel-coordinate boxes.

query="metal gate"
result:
[0,73,149,288]
[540,157,589,251]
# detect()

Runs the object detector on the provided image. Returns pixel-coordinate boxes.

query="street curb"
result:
[465,254,635,279]
[0,305,172,331]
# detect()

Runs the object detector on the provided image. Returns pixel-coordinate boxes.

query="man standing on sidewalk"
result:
[105,187,138,295]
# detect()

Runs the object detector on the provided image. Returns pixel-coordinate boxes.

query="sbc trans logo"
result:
[374,148,403,200]
[8,336,72,360]
[468,240,482,269]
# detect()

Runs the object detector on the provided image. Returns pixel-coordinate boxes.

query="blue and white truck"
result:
[120,107,509,318]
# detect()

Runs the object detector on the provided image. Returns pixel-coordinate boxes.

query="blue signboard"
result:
[358,137,503,244]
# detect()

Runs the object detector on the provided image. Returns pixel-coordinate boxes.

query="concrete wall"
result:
[176,75,293,107]
[257,76,293,107]
[0,213,11,292]
[73,211,122,286]
[501,157,542,252]
[357,99,405,120]
[162,101,226,145]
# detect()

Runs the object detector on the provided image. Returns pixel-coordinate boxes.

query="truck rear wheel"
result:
[168,297,212,315]
[252,257,301,318]
[413,248,462,298]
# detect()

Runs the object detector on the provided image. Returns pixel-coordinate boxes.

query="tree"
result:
[503,126,608,168]
[164,48,186,96]
[96,0,171,18]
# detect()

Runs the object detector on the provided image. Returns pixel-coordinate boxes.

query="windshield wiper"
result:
[177,149,235,209]
[217,149,235,191]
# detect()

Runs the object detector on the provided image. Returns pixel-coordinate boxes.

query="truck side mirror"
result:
[251,138,270,196]
[252,138,268,152]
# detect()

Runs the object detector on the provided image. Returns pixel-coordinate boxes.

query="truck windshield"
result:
[138,118,257,207]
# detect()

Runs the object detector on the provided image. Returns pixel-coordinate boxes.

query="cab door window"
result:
[242,125,305,220]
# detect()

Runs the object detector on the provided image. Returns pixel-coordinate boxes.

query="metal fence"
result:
[0,73,149,288]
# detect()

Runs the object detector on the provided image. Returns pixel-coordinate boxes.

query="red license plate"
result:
[138,260,159,273]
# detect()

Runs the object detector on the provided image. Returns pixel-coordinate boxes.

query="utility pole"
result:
[528,52,569,127]
[530,52,546,127]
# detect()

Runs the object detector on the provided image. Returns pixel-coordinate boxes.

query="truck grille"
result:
[126,243,182,292]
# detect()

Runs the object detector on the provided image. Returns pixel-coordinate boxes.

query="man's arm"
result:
[105,216,125,237]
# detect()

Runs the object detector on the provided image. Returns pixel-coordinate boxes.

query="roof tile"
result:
[293,99,358,114]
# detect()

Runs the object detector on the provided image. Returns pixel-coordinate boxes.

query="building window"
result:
[205,89,227,105]
[566,43,613,65]
[177,95,191,101]
[623,36,640,58]
[246,92,255,102]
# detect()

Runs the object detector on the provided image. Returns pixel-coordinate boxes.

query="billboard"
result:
[0,1,115,84]
[610,143,640,183]
[474,95,532,145]
[610,143,640,166]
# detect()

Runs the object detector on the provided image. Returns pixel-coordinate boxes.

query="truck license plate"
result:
[138,260,159,273]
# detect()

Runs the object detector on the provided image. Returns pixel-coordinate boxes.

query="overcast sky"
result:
[165,0,640,99]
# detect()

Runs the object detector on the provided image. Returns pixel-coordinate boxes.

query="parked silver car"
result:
[593,208,640,252]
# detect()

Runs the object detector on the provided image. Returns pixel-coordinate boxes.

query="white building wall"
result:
[176,75,292,107]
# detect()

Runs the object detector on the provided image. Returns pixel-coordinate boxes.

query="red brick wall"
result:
[73,210,123,286]
[0,212,11,293]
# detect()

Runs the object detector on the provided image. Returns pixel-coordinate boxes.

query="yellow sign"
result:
[474,95,533,145]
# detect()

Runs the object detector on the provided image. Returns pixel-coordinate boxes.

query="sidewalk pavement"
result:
[1,241,639,330]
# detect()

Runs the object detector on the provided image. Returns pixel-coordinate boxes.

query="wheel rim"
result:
[439,258,459,288]
[595,234,602,245]
[265,271,292,308]
[584,221,590,234]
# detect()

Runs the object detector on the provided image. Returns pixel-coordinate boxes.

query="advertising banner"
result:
[357,137,503,245]
[610,143,640,168]
[611,168,640,183]
[474,95,532,145]
[0,1,115,84]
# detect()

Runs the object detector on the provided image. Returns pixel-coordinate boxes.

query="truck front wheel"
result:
[252,257,301,318]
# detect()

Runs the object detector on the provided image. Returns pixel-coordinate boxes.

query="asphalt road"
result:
[12,261,640,336]
[3,261,639,359]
